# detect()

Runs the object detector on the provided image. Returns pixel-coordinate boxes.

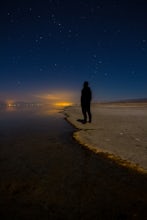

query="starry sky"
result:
[0,0,147,103]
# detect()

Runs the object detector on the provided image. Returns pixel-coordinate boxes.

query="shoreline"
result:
[64,103,147,174]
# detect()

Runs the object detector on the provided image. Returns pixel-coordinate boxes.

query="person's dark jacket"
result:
[81,86,92,106]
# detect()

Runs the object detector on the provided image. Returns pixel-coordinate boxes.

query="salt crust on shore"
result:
[65,103,147,173]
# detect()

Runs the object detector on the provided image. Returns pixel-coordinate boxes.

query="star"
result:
[142,39,146,43]
[93,54,97,58]
[98,60,102,64]
[39,36,43,40]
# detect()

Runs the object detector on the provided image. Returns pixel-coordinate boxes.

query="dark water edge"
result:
[0,106,147,220]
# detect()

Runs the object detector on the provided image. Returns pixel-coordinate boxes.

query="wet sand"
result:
[0,106,147,219]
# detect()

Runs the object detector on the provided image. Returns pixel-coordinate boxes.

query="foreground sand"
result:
[65,103,147,173]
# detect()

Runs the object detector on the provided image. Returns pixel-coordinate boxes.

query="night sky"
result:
[0,0,147,103]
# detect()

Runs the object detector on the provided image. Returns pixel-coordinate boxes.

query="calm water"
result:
[0,105,84,219]
[0,106,147,219]
[0,105,77,183]
[0,105,73,138]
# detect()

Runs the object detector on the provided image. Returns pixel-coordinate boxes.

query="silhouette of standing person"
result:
[81,81,92,123]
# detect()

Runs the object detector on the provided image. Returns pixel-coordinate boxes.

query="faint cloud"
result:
[34,90,77,104]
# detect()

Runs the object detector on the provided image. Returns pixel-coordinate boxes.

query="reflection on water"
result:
[0,104,63,116]
[0,104,65,132]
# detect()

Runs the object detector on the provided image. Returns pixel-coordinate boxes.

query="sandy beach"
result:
[0,106,147,219]
[65,103,147,173]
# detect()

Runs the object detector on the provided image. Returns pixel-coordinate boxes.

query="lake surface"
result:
[0,105,147,220]
[0,105,74,141]
[0,105,83,219]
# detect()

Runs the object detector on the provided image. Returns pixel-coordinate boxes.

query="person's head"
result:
[83,81,89,87]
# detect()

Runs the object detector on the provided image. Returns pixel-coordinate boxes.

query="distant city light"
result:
[54,102,73,107]
[8,103,16,107]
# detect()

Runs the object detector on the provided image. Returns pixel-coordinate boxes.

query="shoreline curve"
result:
[64,103,147,174]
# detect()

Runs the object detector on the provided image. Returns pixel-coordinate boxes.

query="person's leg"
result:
[82,105,87,122]
[87,103,92,122]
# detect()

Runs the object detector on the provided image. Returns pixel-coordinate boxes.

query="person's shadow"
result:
[77,119,86,124]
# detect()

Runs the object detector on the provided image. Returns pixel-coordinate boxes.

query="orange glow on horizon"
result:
[54,102,73,107]
[34,90,77,103]
[34,90,78,107]
[6,100,15,107]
